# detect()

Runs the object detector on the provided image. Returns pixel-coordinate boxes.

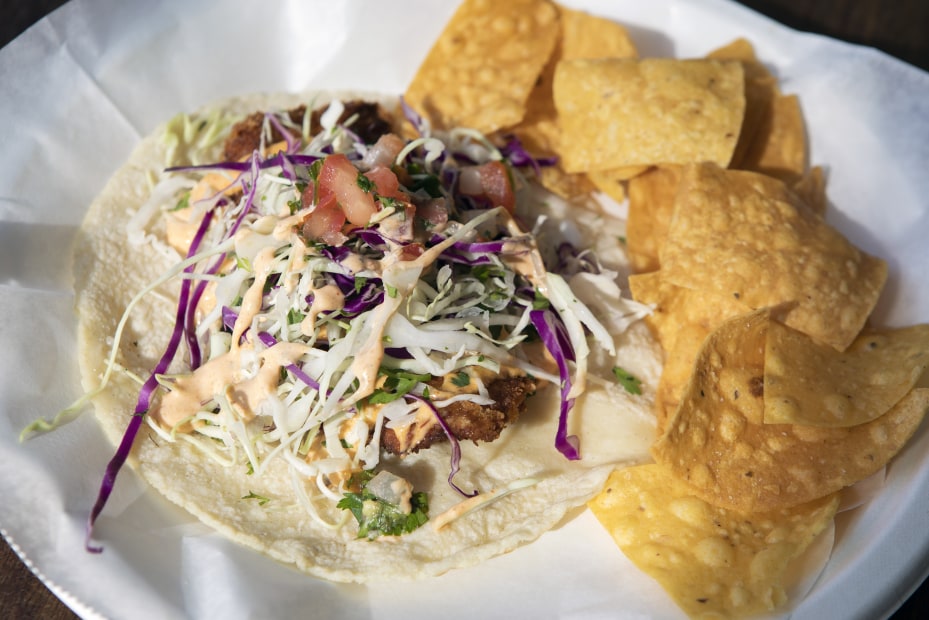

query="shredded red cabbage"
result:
[85,207,217,552]
[499,134,557,177]
[529,308,580,460]
[256,331,322,392]
[400,96,427,137]
[409,393,477,498]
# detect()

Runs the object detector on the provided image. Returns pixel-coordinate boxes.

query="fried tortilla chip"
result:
[553,58,745,172]
[659,163,886,351]
[626,166,682,273]
[765,321,929,427]
[589,464,839,618]
[557,5,638,60]
[707,38,780,170]
[630,270,751,432]
[791,165,828,216]
[586,165,650,205]
[740,94,808,183]
[513,4,638,198]
[652,309,929,513]
[404,0,559,133]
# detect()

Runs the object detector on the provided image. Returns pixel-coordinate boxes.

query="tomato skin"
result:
[302,190,347,246]
[479,161,516,213]
[459,161,516,213]
[318,154,378,226]
[364,166,405,200]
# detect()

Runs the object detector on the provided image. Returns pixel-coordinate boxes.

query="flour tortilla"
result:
[73,91,661,582]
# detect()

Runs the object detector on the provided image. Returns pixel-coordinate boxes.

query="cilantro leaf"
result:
[337,471,429,539]
[451,371,471,387]
[366,368,432,405]
[612,366,642,395]
[242,491,270,505]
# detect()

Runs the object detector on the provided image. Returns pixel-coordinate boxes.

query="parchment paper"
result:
[2,1,928,618]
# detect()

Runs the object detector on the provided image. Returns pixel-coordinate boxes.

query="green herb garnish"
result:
[337,471,429,539]
[612,366,642,395]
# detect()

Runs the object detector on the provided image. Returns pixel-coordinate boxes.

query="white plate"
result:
[2,1,928,618]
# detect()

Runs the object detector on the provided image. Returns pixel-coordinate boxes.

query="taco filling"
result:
[65,92,660,581]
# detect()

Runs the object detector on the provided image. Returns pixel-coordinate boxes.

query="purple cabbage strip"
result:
[256,331,322,392]
[437,247,493,267]
[451,239,507,253]
[86,154,267,551]
[353,228,389,250]
[499,134,558,177]
[408,393,478,498]
[321,245,351,262]
[165,152,320,175]
[265,112,299,154]
[221,306,238,332]
[183,210,231,370]
[341,280,384,317]
[529,308,580,461]
[400,96,426,137]
[85,207,217,552]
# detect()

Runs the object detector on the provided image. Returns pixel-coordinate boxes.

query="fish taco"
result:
[70,90,660,582]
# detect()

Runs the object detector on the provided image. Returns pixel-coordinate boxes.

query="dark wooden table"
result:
[2,1,928,618]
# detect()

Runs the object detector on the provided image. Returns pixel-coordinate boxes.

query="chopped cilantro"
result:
[287,198,302,214]
[532,289,550,309]
[612,366,642,395]
[171,192,190,212]
[379,196,403,209]
[307,159,323,181]
[287,308,306,325]
[451,371,471,387]
[337,471,429,539]
[367,368,431,405]
[235,255,252,272]
[472,264,505,282]
[409,174,442,197]
[242,491,270,505]
[356,172,375,193]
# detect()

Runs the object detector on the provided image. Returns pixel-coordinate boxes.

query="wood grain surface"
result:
[2,1,927,618]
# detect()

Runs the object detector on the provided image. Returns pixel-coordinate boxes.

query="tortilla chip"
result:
[586,165,649,205]
[631,271,751,432]
[740,94,808,183]
[589,464,839,618]
[539,165,598,199]
[791,165,827,216]
[626,166,682,273]
[557,5,638,60]
[659,163,887,351]
[764,321,929,427]
[512,5,639,199]
[707,38,780,170]
[652,309,929,513]
[553,58,745,172]
[404,0,560,133]
[652,328,708,435]
[630,270,750,356]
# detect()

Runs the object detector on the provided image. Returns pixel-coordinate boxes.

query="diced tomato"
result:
[397,243,424,261]
[479,161,516,213]
[364,166,405,200]
[302,196,347,246]
[318,154,378,226]
[459,161,516,213]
